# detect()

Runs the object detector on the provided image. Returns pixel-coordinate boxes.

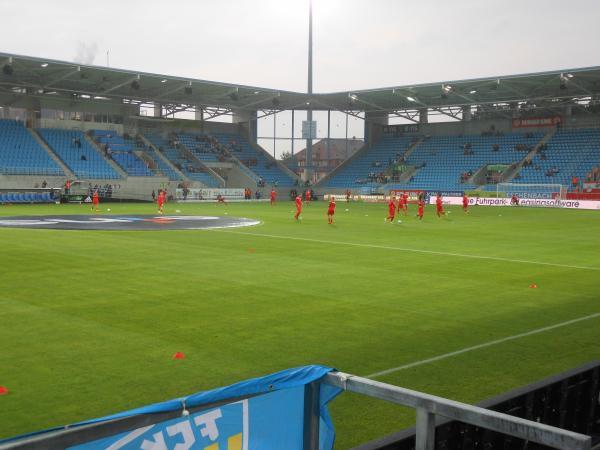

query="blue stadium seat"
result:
[0,120,64,176]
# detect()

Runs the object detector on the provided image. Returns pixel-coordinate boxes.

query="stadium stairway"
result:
[211,132,298,186]
[503,128,557,183]
[138,134,187,182]
[83,133,128,178]
[315,140,369,188]
[144,133,219,187]
[91,131,155,177]
[246,137,300,185]
[516,128,600,187]
[176,138,225,187]
[320,135,417,189]
[29,129,75,179]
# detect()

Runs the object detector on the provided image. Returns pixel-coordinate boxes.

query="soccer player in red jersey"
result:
[417,197,425,220]
[305,189,311,204]
[294,195,302,220]
[386,196,396,222]
[327,196,336,224]
[462,192,469,213]
[402,192,409,215]
[270,189,277,206]
[397,194,404,214]
[157,189,166,214]
[92,190,100,212]
[436,193,445,217]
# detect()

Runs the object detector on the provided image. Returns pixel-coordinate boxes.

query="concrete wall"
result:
[40,118,124,134]
[0,175,174,202]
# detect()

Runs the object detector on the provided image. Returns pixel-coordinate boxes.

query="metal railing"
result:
[324,372,591,450]
[0,371,591,450]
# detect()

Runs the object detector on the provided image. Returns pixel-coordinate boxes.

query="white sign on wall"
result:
[301,121,317,139]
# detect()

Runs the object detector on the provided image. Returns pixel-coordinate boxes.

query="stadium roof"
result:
[1,52,600,119]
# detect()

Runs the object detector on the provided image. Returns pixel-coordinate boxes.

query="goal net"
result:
[496,183,566,200]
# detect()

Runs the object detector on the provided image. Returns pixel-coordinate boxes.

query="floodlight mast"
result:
[305,0,314,183]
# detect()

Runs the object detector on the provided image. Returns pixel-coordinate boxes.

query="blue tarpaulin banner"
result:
[0,365,341,450]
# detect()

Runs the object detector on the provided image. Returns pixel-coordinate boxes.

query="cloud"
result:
[73,41,98,65]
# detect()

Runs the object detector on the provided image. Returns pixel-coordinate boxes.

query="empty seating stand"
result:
[401,132,543,191]
[325,132,543,192]
[38,128,120,179]
[0,120,63,176]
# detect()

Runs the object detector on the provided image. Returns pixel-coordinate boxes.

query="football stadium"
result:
[1,1,600,449]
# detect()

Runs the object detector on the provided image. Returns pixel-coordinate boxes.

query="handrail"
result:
[324,372,591,450]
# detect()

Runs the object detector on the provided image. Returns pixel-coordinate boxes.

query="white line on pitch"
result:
[211,230,600,271]
[365,312,600,378]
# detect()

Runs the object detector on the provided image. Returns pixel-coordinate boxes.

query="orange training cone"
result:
[529,283,538,289]
[173,352,185,360]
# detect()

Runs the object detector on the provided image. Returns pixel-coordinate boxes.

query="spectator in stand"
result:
[572,176,579,189]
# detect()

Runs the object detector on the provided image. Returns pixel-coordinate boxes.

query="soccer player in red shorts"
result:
[386,196,396,222]
[270,189,277,206]
[157,189,166,214]
[294,195,302,220]
[417,196,425,220]
[462,192,469,213]
[436,193,445,218]
[397,194,404,215]
[92,190,100,212]
[305,189,311,204]
[402,192,409,215]
[327,196,336,224]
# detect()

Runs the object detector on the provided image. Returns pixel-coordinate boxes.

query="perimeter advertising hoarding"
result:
[431,196,600,210]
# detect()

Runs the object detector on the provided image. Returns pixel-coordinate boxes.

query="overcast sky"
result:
[3,0,600,155]
[4,0,600,92]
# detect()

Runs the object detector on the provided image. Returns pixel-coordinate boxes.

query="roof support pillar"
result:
[462,105,472,122]
[364,111,388,148]
[419,108,428,124]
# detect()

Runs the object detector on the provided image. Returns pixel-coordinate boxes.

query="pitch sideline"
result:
[211,230,600,272]
[366,311,600,378]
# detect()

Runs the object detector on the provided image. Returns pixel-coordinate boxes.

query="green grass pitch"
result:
[0,200,599,448]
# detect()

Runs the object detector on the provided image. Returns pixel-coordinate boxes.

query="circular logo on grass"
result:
[0,215,260,231]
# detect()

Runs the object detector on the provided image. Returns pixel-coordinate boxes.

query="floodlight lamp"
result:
[406,96,416,102]
[161,79,167,83]
[469,90,477,94]
[41,63,48,68]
